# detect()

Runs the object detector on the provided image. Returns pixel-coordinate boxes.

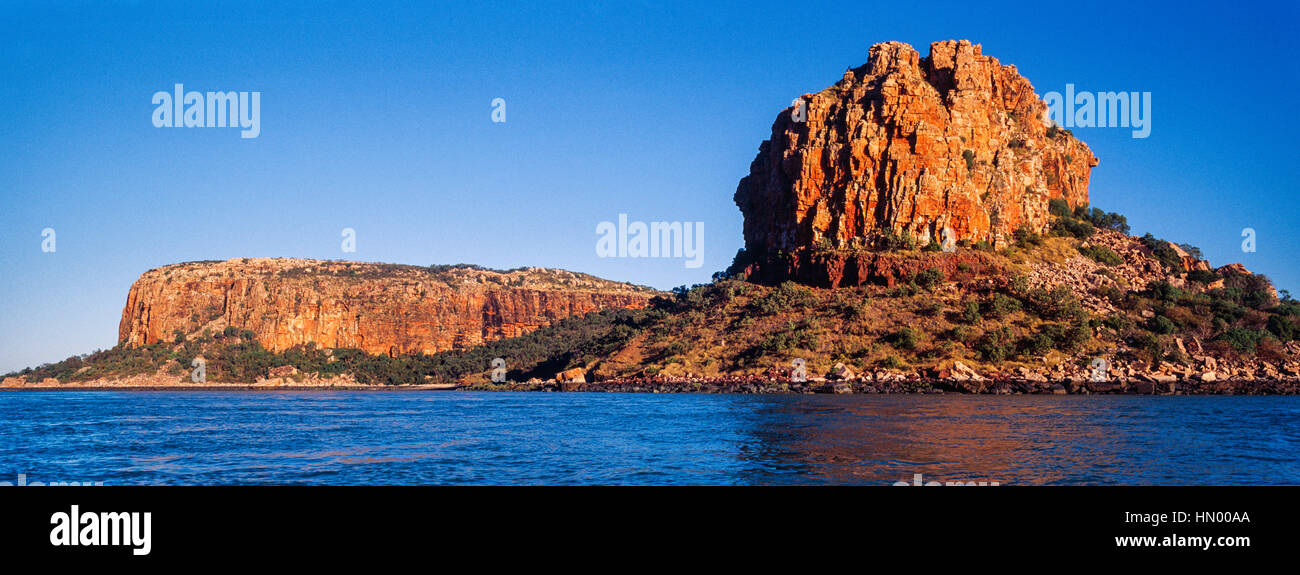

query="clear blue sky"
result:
[2,0,1296,373]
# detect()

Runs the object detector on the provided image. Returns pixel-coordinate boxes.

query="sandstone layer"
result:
[735,39,1097,256]
[740,249,1004,289]
[118,258,658,356]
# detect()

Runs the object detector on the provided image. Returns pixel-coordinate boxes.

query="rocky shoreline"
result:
[10,372,1300,395]
[6,361,1298,395]
[460,375,1300,395]
[0,383,458,391]
[0,372,454,391]
[3,377,1296,394]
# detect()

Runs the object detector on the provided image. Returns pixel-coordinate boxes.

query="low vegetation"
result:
[9,308,666,385]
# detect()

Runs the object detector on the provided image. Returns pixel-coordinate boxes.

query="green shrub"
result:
[750,282,816,315]
[1078,244,1123,266]
[1024,286,1080,320]
[1050,322,1092,351]
[1243,289,1277,311]
[877,229,917,251]
[976,327,1016,362]
[1050,216,1095,240]
[1044,199,1103,240]
[985,293,1023,319]
[1008,274,1030,296]
[1139,234,1185,270]
[1216,328,1265,353]
[888,327,922,351]
[950,325,974,344]
[1143,281,1183,303]
[1048,198,1072,218]
[1129,333,1164,367]
[1104,314,1133,332]
[839,299,871,321]
[752,325,820,358]
[670,284,709,310]
[1019,332,1054,357]
[1084,207,1130,234]
[1013,226,1042,248]
[878,355,905,369]
[1147,315,1176,335]
[914,268,945,291]
[886,282,921,297]
[1273,301,1299,317]
[1267,315,1297,342]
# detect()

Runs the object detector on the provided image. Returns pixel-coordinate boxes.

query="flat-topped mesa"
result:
[118,258,659,356]
[734,40,1097,259]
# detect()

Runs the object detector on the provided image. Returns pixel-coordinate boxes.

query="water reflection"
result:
[734,396,1300,485]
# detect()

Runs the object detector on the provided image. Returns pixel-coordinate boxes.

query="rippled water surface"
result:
[1,391,1296,485]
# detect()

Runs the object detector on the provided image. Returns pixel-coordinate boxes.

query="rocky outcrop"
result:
[118,258,658,356]
[1166,242,1212,272]
[734,40,1097,257]
[740,248,1003,288]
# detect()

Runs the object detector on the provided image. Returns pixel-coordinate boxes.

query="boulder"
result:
[874,370,907,382]
[828,362,856,381]
[555,368,586,384]
[1087,381,1121,393]
[947,361,985,382]
[1013,367,1049,383]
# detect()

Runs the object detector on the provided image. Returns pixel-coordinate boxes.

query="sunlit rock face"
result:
[735,39,1097,255]
[118,258,657,356]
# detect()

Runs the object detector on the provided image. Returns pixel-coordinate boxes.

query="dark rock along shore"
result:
[460,376,1300,395]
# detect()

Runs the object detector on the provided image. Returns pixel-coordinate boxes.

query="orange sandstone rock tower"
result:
[735,40,1097,256]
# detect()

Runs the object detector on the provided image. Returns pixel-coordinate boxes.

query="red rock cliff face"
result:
[118,258,658,356]
[742,249,1005,289]
[735,40,1097,254]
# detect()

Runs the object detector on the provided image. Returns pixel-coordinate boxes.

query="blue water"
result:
[0,392,1297,485]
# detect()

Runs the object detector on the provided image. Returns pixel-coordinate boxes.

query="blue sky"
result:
[1,0,1296,372]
